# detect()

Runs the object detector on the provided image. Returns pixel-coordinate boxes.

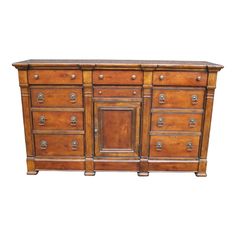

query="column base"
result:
[137,172,149,177]
[27,170,39,175]
[195,172,207,177]
[84,171,96,176]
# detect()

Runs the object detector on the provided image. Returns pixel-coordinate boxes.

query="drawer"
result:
[31,88,83,107]
[150,135,200,158]
[28,70,82,84]
[152,88,205,109]
[151,113,202,132]
[93,70,143,85]
[35,134,84,156]
[32,111,83,130]
[94,87,141,97]
[153,71,207,86]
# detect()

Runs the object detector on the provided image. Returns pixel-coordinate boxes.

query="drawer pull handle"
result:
[99,74,104,80]
[196,76,201,81]
[186,142,193,151]
[71,140,78,150]
[133,91,137,95]
[71,74,76,80]
[40,140,48,150]
[159,75,165,80]
[39,115,46,126]
[156,142,162,151]
[157,117,164,127]
[37,92,44,103]
[159,94,166,104]
[69,93,77,103]
[131,74,136,80]
[34,74,39,80]
[189,118,196,127]
[70,116,77,126]
[192,95,198,105]
[98,90,102,95]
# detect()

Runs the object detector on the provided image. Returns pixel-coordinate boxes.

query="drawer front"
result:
[94,87,141,97]
[151,113,202,131]
[152,89,205,109]
[93,70,143,85]
[35,134,84,156]
[31,88,83,107]
[150,135,200,158]
[153,71,207,86]
[32,111,83,130]
[28,70,82,84]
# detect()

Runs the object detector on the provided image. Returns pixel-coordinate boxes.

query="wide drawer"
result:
[31,87,83,107]
[152,88,205,109]
[28,70,82,84]
[93,70,143,85]
[32,111,83,130]
[35,134,84,156]
[150,135,200,158]
[153,71,207,86]
[151,113,202,132]
[93,86,141,97]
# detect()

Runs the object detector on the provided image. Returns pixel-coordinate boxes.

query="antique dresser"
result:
[13,60,223,176]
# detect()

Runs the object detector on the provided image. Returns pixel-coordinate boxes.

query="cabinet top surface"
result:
[12,59,223,71]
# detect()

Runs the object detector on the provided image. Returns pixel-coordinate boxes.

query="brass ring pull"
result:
[39,115,46,126]
[71,140,78,150]
[156,142,162,151]
[186,142,193,151]
[37,92,44,103]
[40,140,48,150]
[70,116,77,126]
[159,94,166,104]
[69,93,77,103]
[192,95,198,105]
[157,117,164,127]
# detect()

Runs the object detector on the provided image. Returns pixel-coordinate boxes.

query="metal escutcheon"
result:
[159,94,166,104]
[40,140,48,150]
[156,142,162,151]
[70,116,77,126]
[71,140,78,150]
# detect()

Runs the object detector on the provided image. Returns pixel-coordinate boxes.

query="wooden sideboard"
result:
[13,60,223,176]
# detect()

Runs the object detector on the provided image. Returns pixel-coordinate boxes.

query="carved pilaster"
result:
[18,70,36,174]
[138,70,153,176]
[197,71,217,177]
[83,69,95,176]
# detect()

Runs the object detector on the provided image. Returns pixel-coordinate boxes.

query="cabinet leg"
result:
[27,170,39,175]
[195,172,207,177]
[84,171,96,176]
[137,172,149,177]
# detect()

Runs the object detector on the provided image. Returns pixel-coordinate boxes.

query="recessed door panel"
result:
[94,102,141,157]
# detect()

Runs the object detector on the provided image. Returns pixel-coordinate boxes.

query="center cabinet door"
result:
[94,101,141,157]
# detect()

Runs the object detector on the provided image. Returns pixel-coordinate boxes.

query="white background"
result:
[0,0,235,235]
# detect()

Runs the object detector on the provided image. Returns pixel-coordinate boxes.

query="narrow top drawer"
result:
[153,71,207,86]
[28,70,82,84]
[93,70,143,85]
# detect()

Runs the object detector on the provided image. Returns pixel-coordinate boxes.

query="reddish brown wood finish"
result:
[31,87,83,107]
[93,86,141,97]
[32,111,83,130]
[35,134,84,156]
[28,70,82,84]
[94,101,141,157]
[152,88,205,109]
[13,60,223,176]
[150,135,200,158]
[153,71,207,86]
[93,70,143,85]
[151,113,202,132]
